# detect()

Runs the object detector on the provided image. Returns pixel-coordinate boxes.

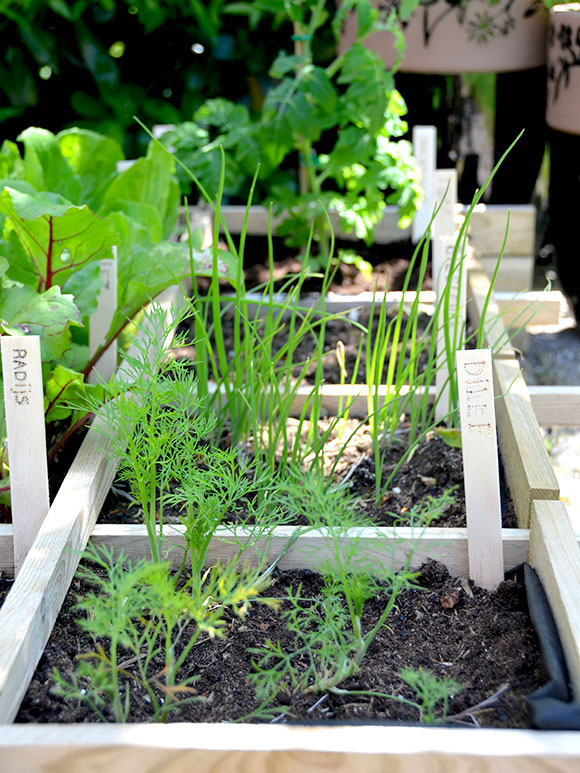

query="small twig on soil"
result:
[446,682,510,725]
[307,693,328,713]
[336,454,367,488]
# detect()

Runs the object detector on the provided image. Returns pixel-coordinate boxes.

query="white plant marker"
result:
[88,247,118,384]
[434,235,466,423]
[432,168,458,241]
[456,348,504,590]
[1,336,49,574]
[411,126,436,244]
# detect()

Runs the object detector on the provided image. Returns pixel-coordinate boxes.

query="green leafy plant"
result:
[249,481,456,702]
[0,126,237,504]
[161,0,421,263]
[52,543,268,723]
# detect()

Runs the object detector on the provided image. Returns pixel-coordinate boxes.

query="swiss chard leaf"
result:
[0,283,80,360]
[0,186,117,290]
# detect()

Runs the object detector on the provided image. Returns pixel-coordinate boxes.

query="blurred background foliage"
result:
[0,0,338,156]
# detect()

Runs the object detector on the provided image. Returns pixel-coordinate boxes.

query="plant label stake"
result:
[1,335,49,574]
[88,247,118,384]
[432,169,458,241]
[434,236,466,423]
[411,126,436,244]
[456,348,504,590]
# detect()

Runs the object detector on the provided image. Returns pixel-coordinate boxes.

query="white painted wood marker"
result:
[456,348,504,590]
[432,168,458,241]
[89,247,118,384]
[1,335,50,573]
[411,126,436,244]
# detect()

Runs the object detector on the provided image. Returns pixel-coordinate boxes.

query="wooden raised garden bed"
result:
[0,240,579,769]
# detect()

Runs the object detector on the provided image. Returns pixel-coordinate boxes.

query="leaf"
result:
[100,199,163,243]
[109,241,237,343]
[17,127,81,202]
[0,140,25,183]
[0,284,80,361]
[61,260,102,319]
[57,128,124,209]
[434,427,462,448]
[99,141,177,239]
[44,364,105,422]
[0,186,117,290]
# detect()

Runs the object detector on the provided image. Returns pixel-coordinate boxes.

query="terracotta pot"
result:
[546,3,580,133]
[341,0,548,73]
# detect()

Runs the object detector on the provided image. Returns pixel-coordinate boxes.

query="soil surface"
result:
[11,560,546,728]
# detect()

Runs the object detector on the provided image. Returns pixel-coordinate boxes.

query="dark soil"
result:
[11,560,546,727]
[222,234,430,296]
[92,426,516,529]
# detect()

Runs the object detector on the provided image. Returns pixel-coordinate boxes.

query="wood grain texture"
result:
[1,336,50,573]
[0,523,542,578]
[527,386,580,428]
[493,358,560,527]
[529,499,580,699]
[456,350,504,589]
[0,414,117,723]
[195,203,533,253]
[1,723,579,772]
[479,256,535,292]
[466,204,536,256]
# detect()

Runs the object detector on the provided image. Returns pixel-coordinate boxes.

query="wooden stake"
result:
[434,236,466,423]
[88,247,117,384]
[411,126,437,243]
[456,348,504,589]
[432,168,458,241]
[1,336,49,574]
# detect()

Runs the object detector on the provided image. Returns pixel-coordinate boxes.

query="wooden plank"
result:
[412,126,436,243]
[456,350,504,589]
[88,249,118,384]
[189,203,534,255]
[0,524,531,578]
[211,205,412,244]
[494,291,562,328]
[493,359,560,527]
[1,336,50,574]
[0,414,117,723]
[1,723,580,772]
[479,255,535,292]
[529,499,580,699]
[432,169,458,241]
[465,204,536,256]
[527,386,580,427]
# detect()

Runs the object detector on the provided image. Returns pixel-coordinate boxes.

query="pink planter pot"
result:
[341,0,548,73]
[547,4,580,133]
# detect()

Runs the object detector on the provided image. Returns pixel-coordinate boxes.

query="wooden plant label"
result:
[456,349,504,590]
[88,247,118,384]
[432,168,458,241]
[1,336,50,574]
[411,126,436,244]
[434,236,466,423]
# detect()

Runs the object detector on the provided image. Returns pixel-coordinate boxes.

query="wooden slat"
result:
[493,359,560,527]
[529,499,580,699]
[494,291,562,328]
[181,203,535,254]
[465,204,536,256]
[0,415,117,723]
[479,256,535,292]
[0,524,531,577]
[527,386,580,428]
[1,723,580,772]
